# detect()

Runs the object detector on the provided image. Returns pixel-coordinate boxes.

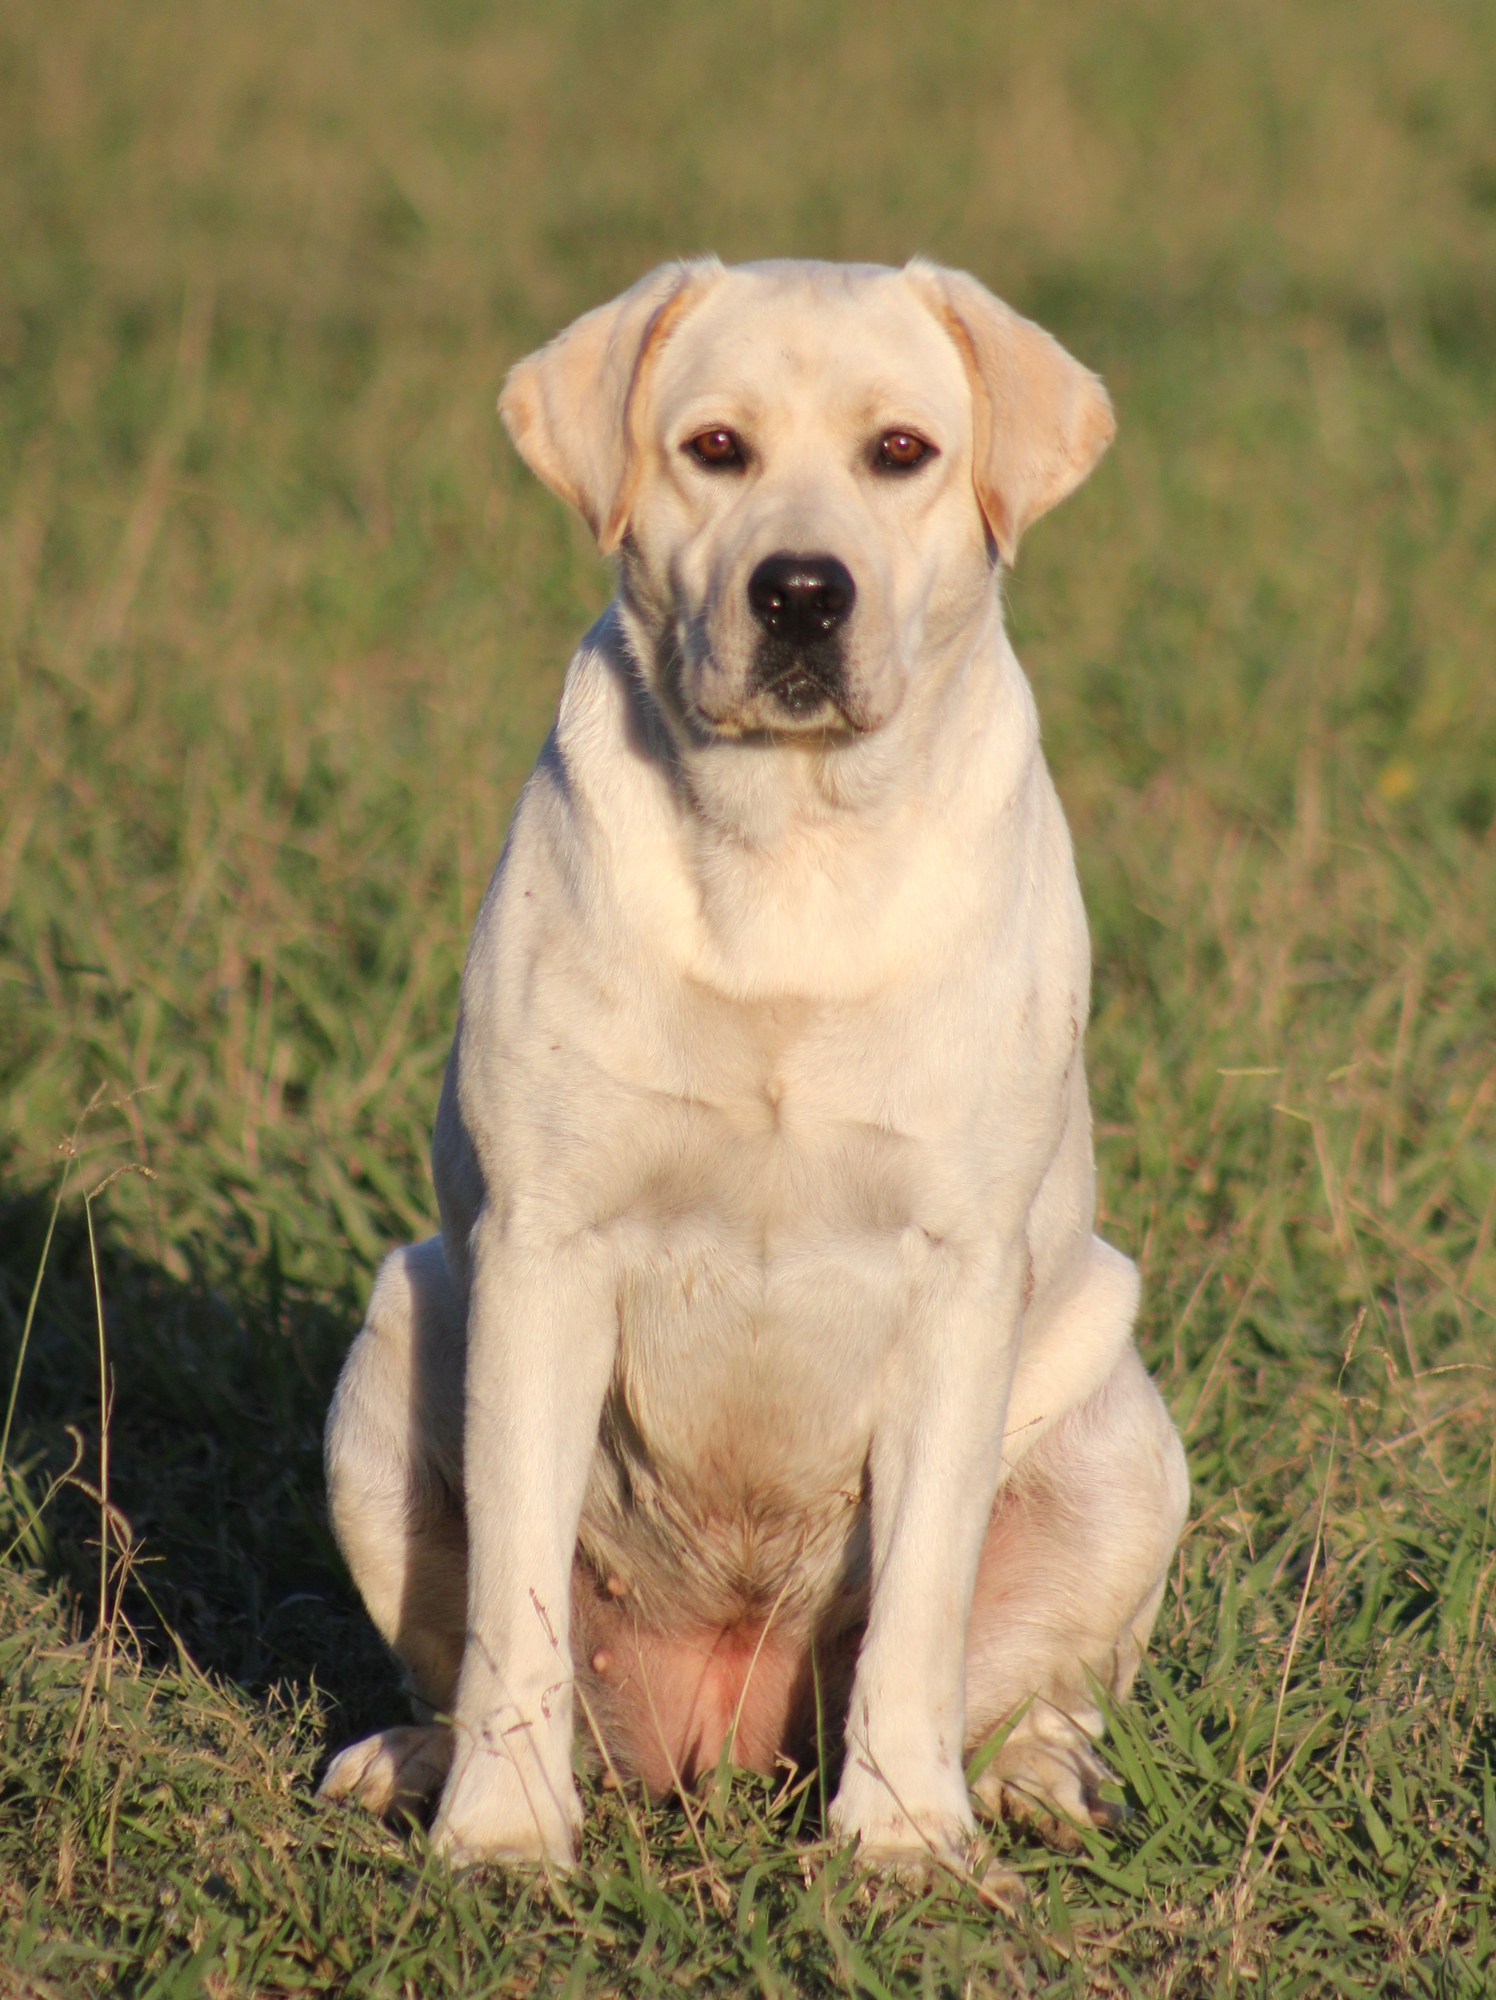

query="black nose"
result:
[747,553,856,646]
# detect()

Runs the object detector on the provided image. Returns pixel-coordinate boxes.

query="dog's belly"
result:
[575,1114,928,1644]
[553,1024,951,1780]
[574,1205,896,1786]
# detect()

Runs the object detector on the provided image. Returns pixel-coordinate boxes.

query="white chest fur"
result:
[435,621,1093,1621]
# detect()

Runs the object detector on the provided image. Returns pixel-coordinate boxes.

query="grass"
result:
[2,0,1495,1989]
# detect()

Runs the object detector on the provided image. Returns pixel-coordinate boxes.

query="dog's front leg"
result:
[830,1244,1022,1875]
[430,1225,616,1870]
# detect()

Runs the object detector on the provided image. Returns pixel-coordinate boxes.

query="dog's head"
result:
[500,259,1113,743]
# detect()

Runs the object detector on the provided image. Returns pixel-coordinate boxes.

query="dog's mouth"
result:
[689,635,876,740]
[694,681,874,741]
[751,637,852,725]
[649,621,884,744]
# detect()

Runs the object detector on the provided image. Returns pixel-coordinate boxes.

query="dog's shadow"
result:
[0,1185,398,1749]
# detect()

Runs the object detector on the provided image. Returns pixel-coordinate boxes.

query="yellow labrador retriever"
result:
[318,258,1189,1878]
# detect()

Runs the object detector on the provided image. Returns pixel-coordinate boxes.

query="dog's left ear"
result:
[500,258,724,555]
[906,260,1115,565]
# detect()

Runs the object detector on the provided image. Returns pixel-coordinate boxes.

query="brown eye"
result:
[876,430,934,472]
[686,428,745,469]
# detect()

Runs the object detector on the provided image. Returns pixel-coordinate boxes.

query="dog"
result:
[317,257,1190,1880]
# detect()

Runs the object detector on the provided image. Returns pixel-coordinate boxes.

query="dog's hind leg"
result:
[964,1338,1189,1845]
[319,1236,468,1818]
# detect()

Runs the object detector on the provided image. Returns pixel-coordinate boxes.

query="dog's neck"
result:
[542,592,1043,1001]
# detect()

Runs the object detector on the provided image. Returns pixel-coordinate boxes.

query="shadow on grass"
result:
[0,1184,398,1754]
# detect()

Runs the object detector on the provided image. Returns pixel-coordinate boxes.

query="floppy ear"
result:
[499,258,723,555]
[906,259,1115,565]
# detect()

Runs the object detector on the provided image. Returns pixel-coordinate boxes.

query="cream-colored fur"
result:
[318,257,1189,1878]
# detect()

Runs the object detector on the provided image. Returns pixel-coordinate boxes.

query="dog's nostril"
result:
[747,554,856,643]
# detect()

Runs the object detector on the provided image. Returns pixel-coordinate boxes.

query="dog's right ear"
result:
[499,259,723,555]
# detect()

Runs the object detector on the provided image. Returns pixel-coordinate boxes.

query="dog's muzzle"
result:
[747,552,855,719]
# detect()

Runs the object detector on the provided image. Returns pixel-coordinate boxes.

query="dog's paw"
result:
[850,1833,1024,1908]
[829,1763,978,1883]
[428,1739,582,1872]
[429,1807,579,1872]
[972,1735,1121,1850]
[317,1724,453,1820]
[831,1807,1023,1906]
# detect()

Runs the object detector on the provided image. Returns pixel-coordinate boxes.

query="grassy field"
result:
[3,0,1496,1990]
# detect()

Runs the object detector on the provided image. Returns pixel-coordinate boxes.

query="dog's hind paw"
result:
[317,1724,453,1820]
[972,1735,1121,1850]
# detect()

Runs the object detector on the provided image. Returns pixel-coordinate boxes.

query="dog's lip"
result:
[667,634,885,739]
[690,686,879,740]
[756,663,847,719]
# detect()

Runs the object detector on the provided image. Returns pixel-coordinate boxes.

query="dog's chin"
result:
[686,678,885,744]
[691,701,872,745]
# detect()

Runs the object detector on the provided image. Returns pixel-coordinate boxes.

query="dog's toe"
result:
[318,1723,453,1819]
[848,1830,1025,1909]
[972,1737,1121,1849]
[971,1849,1027,1910]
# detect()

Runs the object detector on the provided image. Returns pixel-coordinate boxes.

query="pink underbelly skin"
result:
[569,1563,860,1792]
